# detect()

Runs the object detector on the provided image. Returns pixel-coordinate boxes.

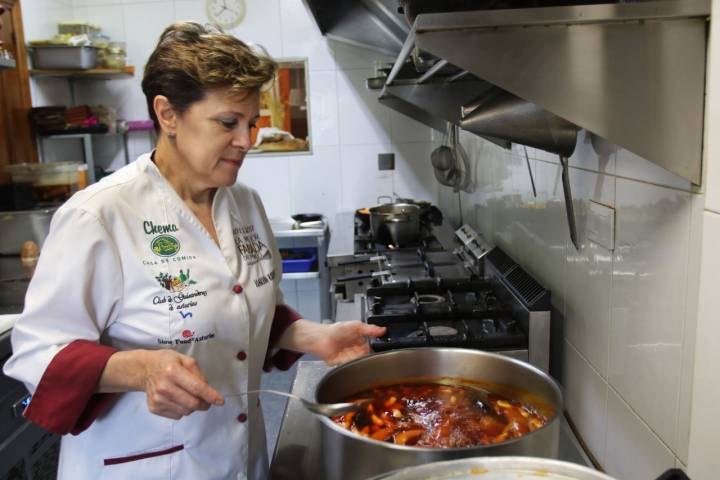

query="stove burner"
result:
[415,294,446,305]
[427,325,458,336]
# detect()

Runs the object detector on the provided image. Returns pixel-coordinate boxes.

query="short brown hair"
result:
[142,22,277,130]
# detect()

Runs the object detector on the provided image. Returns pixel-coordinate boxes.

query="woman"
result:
[4,22,385,480]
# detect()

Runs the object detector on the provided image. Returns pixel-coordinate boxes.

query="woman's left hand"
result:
[311,321,386,366]
[278,320,386,366]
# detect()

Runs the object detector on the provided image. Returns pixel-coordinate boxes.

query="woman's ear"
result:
[153,95,177,137]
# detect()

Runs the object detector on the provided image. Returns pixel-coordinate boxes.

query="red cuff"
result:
[24,339,119,435]
[264,304,303,372]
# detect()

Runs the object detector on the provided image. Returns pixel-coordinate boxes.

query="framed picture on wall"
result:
[250,58,310,155]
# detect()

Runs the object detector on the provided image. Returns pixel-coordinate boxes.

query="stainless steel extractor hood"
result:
[304,0,711,186]
[300,0,409,56]
[409,0,710,185]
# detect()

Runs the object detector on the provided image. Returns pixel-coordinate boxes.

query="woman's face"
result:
[172,87,260,188]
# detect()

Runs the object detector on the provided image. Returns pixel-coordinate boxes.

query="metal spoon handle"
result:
[243,389,302,402]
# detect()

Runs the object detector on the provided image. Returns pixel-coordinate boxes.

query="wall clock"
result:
[206,0,245,30]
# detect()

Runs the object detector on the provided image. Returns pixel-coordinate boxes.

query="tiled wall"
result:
[437,129,703,478]
[22,0,439,227]
[687,1,720,479]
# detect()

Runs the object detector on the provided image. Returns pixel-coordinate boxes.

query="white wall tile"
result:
[609,179,693,451]
[227,0,282,57]
[335,69,391,146]
[122,1,175,71]
[389,110,433,144]
[687,210,720,480]
[564,169,614,378]
[563,341,608,465]
[605,388,676,480]
[278,0,334,71]
[526,160,567,309]
[339,144,393,211]
[392,142,437,203]
[173,0,205,22]
[73,4,126,41]
[288,145,341,220]
[23,4,74,42]
[307,70,339,147]
[74,0,117,7]
[238,155,292,218]
[674,195,703,464]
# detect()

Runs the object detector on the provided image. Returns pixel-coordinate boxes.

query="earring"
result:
[167,132,176,139]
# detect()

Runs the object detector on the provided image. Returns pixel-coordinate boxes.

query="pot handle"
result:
[376,195,393,205]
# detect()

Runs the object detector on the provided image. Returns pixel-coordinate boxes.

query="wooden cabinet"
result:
[0,0,37,184]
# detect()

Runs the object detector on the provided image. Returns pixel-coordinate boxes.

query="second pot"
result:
[368,203,420,247]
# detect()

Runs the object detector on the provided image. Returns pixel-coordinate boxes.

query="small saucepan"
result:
[369,203,421,248]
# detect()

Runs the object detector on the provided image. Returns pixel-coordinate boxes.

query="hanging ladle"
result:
[460,87,580,250]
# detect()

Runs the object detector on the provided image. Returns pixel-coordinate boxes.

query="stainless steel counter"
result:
[269,361,594,479]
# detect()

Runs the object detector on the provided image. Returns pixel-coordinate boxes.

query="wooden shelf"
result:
[29,66,134,80]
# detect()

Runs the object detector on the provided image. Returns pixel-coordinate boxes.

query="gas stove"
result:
[364,279,526,352]
[329,208,552,372]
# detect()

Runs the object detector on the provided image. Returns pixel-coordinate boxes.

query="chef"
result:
[3,21,385,480]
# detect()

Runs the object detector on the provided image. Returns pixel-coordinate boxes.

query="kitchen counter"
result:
[269,360,594,479]
[270,217,328,239]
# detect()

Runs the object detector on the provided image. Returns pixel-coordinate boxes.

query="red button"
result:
[237,413,247,423]
[236,351,247,361]
[233,284,243,294]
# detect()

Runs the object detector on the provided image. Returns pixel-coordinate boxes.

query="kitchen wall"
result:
[435,16,720,477]
[22,0,439,223]
[22,0,75,113]
[686,1,720,478]
[21,0,440,319]
[439,129,702,479]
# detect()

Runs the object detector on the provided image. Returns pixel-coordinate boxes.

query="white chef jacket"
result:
[3,153,302,480]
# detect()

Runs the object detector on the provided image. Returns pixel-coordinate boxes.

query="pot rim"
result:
[315,347,564,453]
[369,203,421,214]
[367,456,616,480]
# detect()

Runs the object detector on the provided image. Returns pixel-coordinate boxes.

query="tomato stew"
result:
[331,383,548,448]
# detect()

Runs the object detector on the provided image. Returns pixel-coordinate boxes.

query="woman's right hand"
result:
[141,350,225,419]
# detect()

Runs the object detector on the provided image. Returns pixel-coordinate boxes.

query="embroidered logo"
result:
[144,220,179,235]
[151,235,180,257]
[155,269,196,292]
[232,224,272,265]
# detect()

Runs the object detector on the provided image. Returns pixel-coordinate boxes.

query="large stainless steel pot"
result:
[315,348,563,480]
[368,203,420,247]
[369,457,615,480]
